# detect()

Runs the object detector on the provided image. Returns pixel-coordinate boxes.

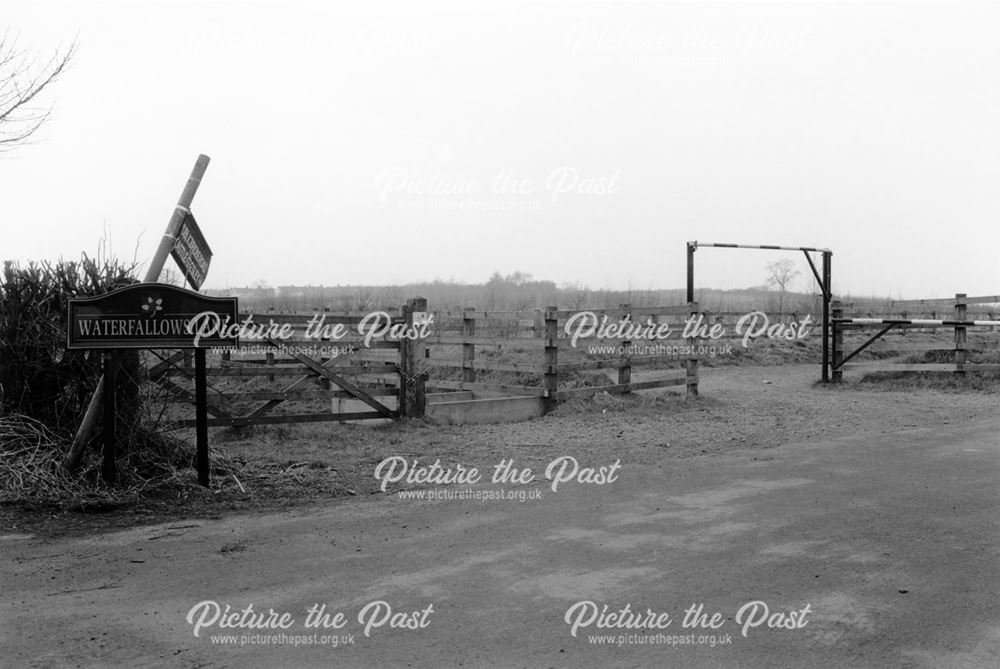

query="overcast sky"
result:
[3,1,998,299]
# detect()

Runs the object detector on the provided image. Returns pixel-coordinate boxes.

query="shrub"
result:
[0,254,138,433]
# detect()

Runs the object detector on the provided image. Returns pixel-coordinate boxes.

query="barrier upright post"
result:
[686,242,696,304]
[955,293,967,375]
[832,301,844,383]
[822,251,832,383]
[686,301,699,396]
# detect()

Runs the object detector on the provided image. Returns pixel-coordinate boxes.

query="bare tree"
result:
[766,259,800,317]
[0,32,77,151]
[561,281,590,310]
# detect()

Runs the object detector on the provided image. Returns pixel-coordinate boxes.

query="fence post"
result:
[398,301,412,417]
[955,293,967,375]
[618,303,632,392]
[686,301,699,396]
[832,301,844,382]
[463,308,476,383]
[543,307,559,412]
[399,297,428,418]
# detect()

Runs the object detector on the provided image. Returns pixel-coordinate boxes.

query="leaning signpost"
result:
[63,153,217,477]
[67,283,238,485]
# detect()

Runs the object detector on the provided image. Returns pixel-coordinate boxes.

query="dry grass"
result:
[0,412,239,511]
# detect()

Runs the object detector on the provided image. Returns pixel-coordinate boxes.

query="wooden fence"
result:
[832,294,1000,381]
[422,303,701,409]
[156,299,706,427]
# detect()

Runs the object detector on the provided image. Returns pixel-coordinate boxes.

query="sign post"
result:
[101,353,117,483]
[67,283,238,486]
[195,349,209,486]
[65,155,212,472]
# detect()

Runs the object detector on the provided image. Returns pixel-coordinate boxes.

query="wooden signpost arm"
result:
[62,154,211,472]
[143,154,211,284]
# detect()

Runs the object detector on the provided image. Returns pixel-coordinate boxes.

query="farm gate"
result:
[831,293,1000,380]
[153,298,428,428]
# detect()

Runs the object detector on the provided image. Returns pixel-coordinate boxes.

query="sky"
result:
[2,0,998,299]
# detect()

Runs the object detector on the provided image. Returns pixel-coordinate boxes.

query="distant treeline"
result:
[207,271,834,316]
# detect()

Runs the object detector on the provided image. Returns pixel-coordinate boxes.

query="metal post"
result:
[195,348,210,487]
[64,155,211,471]
[822,251,832,383]
[686,301,699,396]
[686,242,696,304]
[832,301,844,383]
[955,293,967,375]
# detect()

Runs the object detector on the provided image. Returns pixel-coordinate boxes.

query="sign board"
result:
[170,213,212,290]
[67,283,238,349]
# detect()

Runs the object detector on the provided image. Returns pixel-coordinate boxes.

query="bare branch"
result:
[0,36,77,152]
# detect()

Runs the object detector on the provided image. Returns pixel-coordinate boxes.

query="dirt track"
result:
[3,366,999,668]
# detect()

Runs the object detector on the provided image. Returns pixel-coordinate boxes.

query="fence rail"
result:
[831,293,1000,381]
[423,303,700,405]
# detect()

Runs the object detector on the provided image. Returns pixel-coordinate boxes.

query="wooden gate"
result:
[153,298,427,427]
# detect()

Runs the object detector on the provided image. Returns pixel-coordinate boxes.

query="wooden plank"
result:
[866,342,953,353]
[885,295,1000,308]
[555,333,687,347]
[425,380,547,396]
[558,357,691,371]
[168,363,398,377]
[428,335,543,347]
[556,359,621,372]
[554,377,686,400]
[175,411,393,428]
[550,305,692,319]
[237,313,391,325]
[427,360,546,374]
[233,340,400,350]
[841,363,956,372]
[232,388,400,401]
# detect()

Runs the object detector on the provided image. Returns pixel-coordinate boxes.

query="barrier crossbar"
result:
[836,318,1000,327]
[691,242,832,253]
